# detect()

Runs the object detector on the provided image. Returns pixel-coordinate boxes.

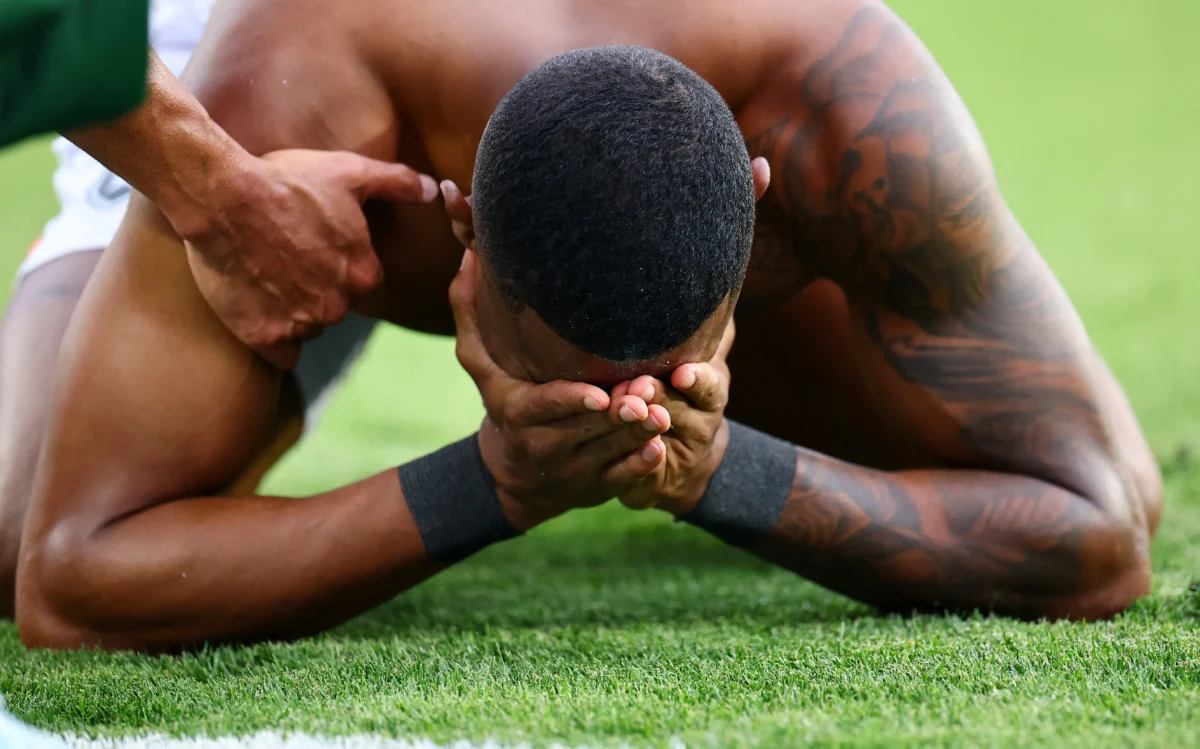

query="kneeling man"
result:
[12,0,1161,651]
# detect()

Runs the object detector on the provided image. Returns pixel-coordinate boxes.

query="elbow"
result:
[15,520,108,651]
[1060,548,1151,621]
[1041,450,1161,621]
[1056,497,1154,622]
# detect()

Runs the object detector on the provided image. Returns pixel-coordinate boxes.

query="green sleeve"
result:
[0,0,150,148]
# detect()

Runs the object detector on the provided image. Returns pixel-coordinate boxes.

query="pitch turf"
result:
[2,1,1199,746]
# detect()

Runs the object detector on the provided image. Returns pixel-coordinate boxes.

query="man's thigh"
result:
[19,197,281,569]
[0,251,101,616]
[0,252,375,614]
[226,313,377,495]
[727,280,935,471]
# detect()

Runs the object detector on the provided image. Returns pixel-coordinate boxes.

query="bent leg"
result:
[0,252,101,618]
[16,197,438,652]
[0,254,334,614]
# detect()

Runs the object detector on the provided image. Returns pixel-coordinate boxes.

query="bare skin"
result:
[65,51,442,368]
[12,0,1160,650]
[0,253,101,618]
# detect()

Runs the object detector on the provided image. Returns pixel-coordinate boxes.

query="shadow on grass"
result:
[328,521,879,640]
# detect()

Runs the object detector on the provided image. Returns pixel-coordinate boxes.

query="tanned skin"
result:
[11,0,1160,650]
[730,8,1159,618]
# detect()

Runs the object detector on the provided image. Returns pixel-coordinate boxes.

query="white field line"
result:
[62,737,633,749]
[6,708,688,749]
[65,735,688,749]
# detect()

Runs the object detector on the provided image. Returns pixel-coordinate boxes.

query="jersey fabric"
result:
[0,0,151,147]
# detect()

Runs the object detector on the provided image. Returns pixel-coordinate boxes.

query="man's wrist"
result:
[660,418,731,518]
[398,434,523,563]
[158,138,258,246]
[495,489,565,533]
[62,50,254,246]
[677,419,796,547]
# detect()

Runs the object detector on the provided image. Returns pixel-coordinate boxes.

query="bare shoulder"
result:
[741,2,1006,293]
[738,0,1090,355]
[181,0,399,157]
[738,3,1159,508]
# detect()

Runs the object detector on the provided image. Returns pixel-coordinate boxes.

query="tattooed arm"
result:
[734,5,1160,619]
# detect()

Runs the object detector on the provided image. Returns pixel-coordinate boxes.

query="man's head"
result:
[470,45,761,386]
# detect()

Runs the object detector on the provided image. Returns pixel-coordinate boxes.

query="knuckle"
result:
[500,396,525,425]
[254,327,281,347]
[323,295,350,324]
[360,259,384,288]
[241,328,265,347]
[523,434,556,464]
[483,404,505,428]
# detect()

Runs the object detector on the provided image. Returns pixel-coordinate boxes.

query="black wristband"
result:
[397,434,520,563]
[680,420,796,547]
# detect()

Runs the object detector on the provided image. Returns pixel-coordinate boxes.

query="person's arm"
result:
[0,0,148,147]
[61,51,243,246]
[15,12,669,651]
[65,50,438,370]
[650,5,1160,620]
[15,200,667,652]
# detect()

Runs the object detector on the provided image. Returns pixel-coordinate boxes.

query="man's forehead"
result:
[566,358,682,389]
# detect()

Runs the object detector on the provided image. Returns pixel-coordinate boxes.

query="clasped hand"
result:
[443,182,732,525]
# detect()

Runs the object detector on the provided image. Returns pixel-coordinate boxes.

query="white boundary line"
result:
[62,736,628,749]
[6,708,683,749]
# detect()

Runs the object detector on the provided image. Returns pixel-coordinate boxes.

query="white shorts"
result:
[15,0,375,426]
[17,139,133,282]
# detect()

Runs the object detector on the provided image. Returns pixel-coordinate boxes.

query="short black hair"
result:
[472,45,755,361]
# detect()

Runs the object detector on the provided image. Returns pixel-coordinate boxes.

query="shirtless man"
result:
[12,0,1162,651]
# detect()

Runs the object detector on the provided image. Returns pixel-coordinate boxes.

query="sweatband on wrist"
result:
[397,434,520,563]
[680,419,797,547]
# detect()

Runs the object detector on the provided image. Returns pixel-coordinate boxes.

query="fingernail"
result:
[421,175,439,201]
[643,413,661,431]
[584,396,602,411]
[619,405,638,422]
[440,179,454,198]
[640,383,655,400]
[459,251,468,270]
[680,370,697,389]
[641,442,661,461]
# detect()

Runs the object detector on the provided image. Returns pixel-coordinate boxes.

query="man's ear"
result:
[751,157,771,202]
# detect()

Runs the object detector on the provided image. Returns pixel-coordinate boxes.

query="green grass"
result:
[2,0,1199,746]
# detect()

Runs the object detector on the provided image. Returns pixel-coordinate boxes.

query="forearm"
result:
[680,424,1149,620]
[24,471,437,651]
[762,448,1147,618]
[23,439,522,652]
[62,51,247,240]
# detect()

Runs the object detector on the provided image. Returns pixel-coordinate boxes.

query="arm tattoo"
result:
[736,7,1150,615]
[750,447,1139,618]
